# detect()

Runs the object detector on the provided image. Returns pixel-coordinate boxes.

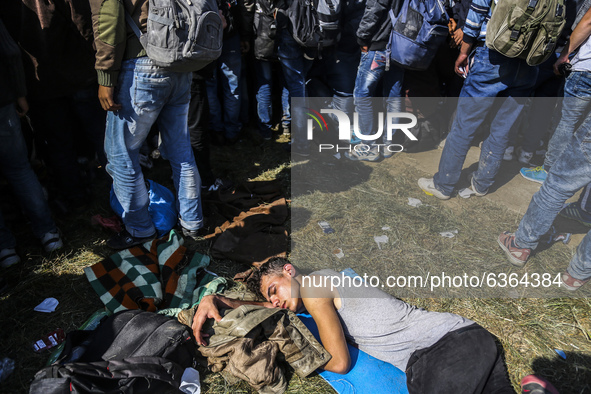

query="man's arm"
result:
[303,296,351,374]
[554,6,591,74]
[356,0,391,51]
[90,0,127,111]
[455,40,473,77]
[191,294,272,346]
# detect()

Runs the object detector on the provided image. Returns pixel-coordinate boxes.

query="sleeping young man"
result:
[191,258,554,394]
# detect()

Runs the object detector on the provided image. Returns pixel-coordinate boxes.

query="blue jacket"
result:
[462,0,493,44]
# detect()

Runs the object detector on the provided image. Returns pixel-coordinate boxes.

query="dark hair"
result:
[246,257,290,300]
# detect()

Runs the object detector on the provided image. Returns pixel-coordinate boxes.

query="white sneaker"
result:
[503,146,515,161]
[41,231,63,253]
[517,150,534,165]
[418,178,451,200]
[0,248,20,268]
[345,145,381,162]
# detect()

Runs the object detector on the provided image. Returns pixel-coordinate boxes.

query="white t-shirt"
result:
[572,35,591,71]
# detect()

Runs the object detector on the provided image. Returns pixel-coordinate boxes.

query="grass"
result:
[0,129,590,393]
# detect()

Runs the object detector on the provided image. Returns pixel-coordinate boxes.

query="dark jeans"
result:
[188,70,215,188]
[406,325,514,394]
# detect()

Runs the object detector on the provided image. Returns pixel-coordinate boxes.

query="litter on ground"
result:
[374,235,389,249]
[439,230,459,238]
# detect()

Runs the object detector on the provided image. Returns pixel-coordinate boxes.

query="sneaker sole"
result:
[497,237,527,267]
[519,171,545,184]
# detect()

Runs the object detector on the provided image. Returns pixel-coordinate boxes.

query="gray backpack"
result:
[125,0,223,72]
[485,0,566,66]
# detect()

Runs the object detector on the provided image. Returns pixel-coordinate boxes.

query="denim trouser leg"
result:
[579,183,591,213]
[206,35,242,140]
[105,58,201,237]
[515,106,591,279]
[281,82,290,129]
[434,47,537,195]
[327,50,360,115]
[544,71,591,170]
[0,103,57,248]
[255,60,274,135]
[157,75,203,231]
[568,231,591,280]
[353,50,404,142]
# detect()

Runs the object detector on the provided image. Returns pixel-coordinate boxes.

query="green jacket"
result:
[199,304,331,394]
[89,0,147,87]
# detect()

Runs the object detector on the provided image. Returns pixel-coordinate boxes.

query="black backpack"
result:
[254,0,286,60]
[288,0,342,56]
[30,310,197,394]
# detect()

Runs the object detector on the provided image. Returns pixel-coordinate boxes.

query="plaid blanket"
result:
[85,230,225,313]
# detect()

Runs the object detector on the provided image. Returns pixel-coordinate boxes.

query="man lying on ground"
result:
[191,258,557,394]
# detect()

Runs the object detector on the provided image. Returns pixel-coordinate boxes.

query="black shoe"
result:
[106,229,157,250]
[181,226,209,241]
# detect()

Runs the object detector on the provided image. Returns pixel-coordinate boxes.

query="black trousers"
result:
[406,324,515,394]
[188,69,214,188]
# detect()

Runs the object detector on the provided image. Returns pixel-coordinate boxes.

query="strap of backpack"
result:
[124,11,144,40]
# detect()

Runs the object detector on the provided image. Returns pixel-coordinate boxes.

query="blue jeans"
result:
[254,60,290,136]
[105,57,202,238]
[433,46,538,195]
[324,49,360,114]
[206,35,242,140]
[353,50,405,142]
[544,71,591,170]
[515,85,591,280]
[0,103,57,249]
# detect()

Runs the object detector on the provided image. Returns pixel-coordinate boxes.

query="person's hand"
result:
[98,85,122,112]
[448,18,457,34]
[15,97,29,117]
[360,45,369,53]
[191,295,223,346]
[452,29,464,48]
[554,54,570,75]
[241,40,250,54]
[455,51,469,77]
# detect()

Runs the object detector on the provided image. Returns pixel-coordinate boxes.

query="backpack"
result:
[288,0,342,55]
[30,310,197,394]
[125,0,224,72]
[485,0,567,66]
[386,0,449,70]
[254,0,285,60]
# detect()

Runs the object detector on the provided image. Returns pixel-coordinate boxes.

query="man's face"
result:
[260,268,302,312]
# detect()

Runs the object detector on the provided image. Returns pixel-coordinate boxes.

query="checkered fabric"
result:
[85,230,220,313]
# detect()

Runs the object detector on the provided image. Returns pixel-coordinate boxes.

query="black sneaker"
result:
[106,229,157,250]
